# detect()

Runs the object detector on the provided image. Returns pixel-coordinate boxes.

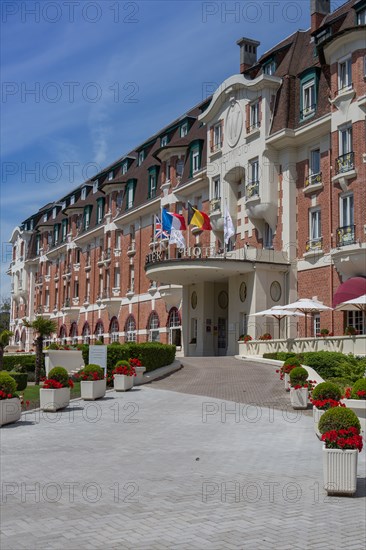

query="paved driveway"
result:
[1,359,365,550]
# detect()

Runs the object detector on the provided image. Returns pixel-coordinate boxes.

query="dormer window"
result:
[161,135,168,147]
[263,60,276,75]
[61,201,66,210]
[122,161,128,175]
[43,213,48,223]
[30,219,34,230]
[303,81,315,115]
[125,179,137,210]
[357,8,366,24]
[180,123,188,137]
[299,69,319,120]
[81,187,87,200]
[93,180,99,193]
[70,195,75,205]
[96,197,105,224]
[108,171,113,181]
[138,150,145,166]
[148,166,159,199]
[52,207,57,219]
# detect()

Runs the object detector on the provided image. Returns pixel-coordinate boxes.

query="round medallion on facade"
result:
[225,97,243,148]
[218,290,228,309]
[270,281,282,302]
[191,291,197,309]
[239,282,247,302]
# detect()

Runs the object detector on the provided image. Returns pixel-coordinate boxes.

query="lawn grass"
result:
[18,382,81,410]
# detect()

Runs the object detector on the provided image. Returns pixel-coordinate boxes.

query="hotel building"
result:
[8,0,366,356]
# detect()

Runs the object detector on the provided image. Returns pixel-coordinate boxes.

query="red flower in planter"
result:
[322,428,363,452]
[129,358,142,368]
[43,379,63,389]
[311,398,345,410]
[344,388,352,399]
[356,390,366,398]
[68,379,74,389]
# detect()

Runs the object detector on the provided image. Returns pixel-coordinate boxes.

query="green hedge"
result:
[8,372,28,391]
[263,352,297,361]
[2,354,39,372]
[81,343,176,374]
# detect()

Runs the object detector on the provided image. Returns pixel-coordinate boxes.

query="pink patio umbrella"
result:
[335,294,366,335]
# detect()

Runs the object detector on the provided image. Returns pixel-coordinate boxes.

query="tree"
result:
[0,297,11,332]
[0,330,13,370]
[23,317,57,385]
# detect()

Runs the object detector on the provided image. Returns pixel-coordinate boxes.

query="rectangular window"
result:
[161,135,168,147]
[309,208,321,240]
[190,318,197,344]
[213,177,220,200]
[122,161,128,175]
[75,248,81,264]
[347,311,364,335]
[52,207,57,219]
[213,122,222,151]
[114,267,120,289]
[240,313,248,336]
[165,161,170,182]
[61,220,68,242]
[313,314,320,336]
[70,195,75,205]
[249,158,259,183]
[74,280,79,298]
[126,182,135,209]
[176,159,184,178]
[43,213,48,223]
[340,194,354,227]
[338,57,352,91]
[149,173,157,198]
[310,149,320,175]
[130,267,135,292]
[250,101,260,129]
[53,225,59,246]
[93,180,98,193]
[84,206,91,230]
[180,123,188,137]
[302,80,315,116]
[108,171,113,181]
[97,199,105,224]
[138,150,144,166]
[81,187,87,200]
[358,8,366,24]
[192,150,200,173]
[264,223,273,249]
[339,126,352,155]
[263,61,276,75]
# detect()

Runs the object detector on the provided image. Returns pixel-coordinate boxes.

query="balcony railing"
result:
[305,172,322,188]
[245,181,259,199]
[336,152,354,174]
[300,104,316,119]
[336,225,355,247]
[210,198,221,213]
[306,237,323,252]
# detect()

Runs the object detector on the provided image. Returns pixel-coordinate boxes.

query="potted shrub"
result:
[289,367,309,409]
[39,366,73,412]
[282,357,301,391]
[77,364,106,401]
[239,334,252,343]
[0,372,21,427]
[344,326,357,336]
[259,333,272,341]
[319,407,362,496]
[320,328,329,337]
[311,382,343,438]
[342,379,366,434]
[113,360,136,392]
[130,358,146,385]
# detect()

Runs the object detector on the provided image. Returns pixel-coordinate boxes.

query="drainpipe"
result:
[329,141,334,334]
[137,216,142,342]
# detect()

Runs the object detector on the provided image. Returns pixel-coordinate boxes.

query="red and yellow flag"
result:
[187,203,212,230]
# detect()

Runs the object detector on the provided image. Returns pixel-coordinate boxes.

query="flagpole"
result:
[223,199,227,259]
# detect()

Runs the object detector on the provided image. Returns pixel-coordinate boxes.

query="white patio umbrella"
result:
[253,306,305,339]
[335,294,366,335]
[277,298,332,337]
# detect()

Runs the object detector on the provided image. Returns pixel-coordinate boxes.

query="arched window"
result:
[70,322,78,345]
[167,307,181,348]
[95,320,104,343]
[59,324,67,345]
[109,317,119,343]
[147,311,160,342]
[125,315,136,342]
[82,322,90,345]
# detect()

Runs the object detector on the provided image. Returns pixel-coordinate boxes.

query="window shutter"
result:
[246,104,250,133]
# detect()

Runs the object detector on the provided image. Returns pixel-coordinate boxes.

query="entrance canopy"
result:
[332,277,366,308]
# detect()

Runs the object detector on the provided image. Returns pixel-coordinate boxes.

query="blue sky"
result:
[1,0,341,296]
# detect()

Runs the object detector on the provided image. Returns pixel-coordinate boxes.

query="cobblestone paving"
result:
[150,356,312,415]
[1,361,365,550]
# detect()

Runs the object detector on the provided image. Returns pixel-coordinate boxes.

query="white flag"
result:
[224,207,235,244]
[169,228,186,248]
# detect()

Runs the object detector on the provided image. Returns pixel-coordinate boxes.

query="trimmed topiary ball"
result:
[318,407,361,435]
[0,371,17,397]
[8,372,28,392]
[282,357,302,374]
[115,360,130,367]
[80,364,105,380]
[351,378,366,400]
[289,367,308,386]
[48,367,69,386]
[312,381,342,401]
[326,377,354,392]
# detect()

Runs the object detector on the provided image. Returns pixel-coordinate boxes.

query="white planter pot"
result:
[284,373,290,392]
[290,387,308,409]
[323,446,358,496]
[134,367,146,386]
[81,379,106,401]
[0,398,22,427]
[342,399,366,435]
[313,406,325,439]
[40,387,70,412]
[114,374,134,392]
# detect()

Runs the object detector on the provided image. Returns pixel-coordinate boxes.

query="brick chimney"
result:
[237,37,260,74]
[311,0,331,33]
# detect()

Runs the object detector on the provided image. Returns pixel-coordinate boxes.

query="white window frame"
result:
[43,213,48,222]
[148,313,160,342]
[161,135,168,147]
[213,122,222,151]
[264,223,274,249]
[150,173,156,194]
[93,180,98,193]
[302,80,315,115]
[176,159,184,178]
[70,195,75,205]
[310,148,321,176]
[122,161,128,175]
[357,8,366,24]
[347,311,364,335]
[249,158,259,183]
[52,207,57,219]
[165,161,171,183]
[180,123,188,137]
[309,207,321,241]
[250,101,260,129]
[114,267,120,289]
[263,60,276,75]
[340,193,354,228]
[126,316,136,342]
[138,150,144,166]
[127,184,134,209]
[81,187,87,200]
[192,151,200,173]
[97,201,104,224]
[108,171,113,181]
[213,177,220,200]
[338,56,352,91]
[313,314,320,337]
[339,126,352,156]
